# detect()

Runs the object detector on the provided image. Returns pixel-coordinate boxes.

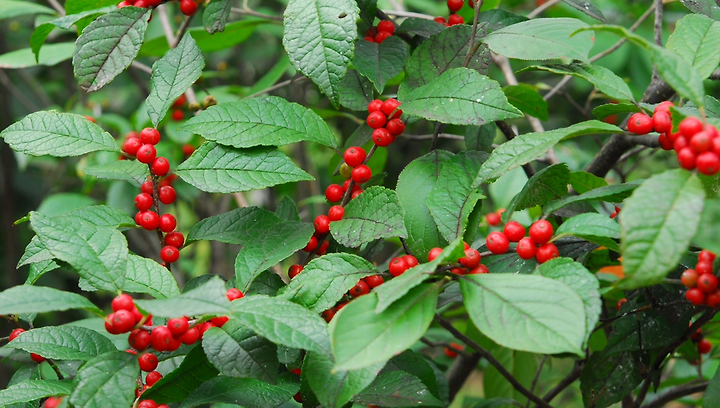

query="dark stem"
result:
[495,121,536,178]
[447,352,482,401]
[536,359,584,406]
[428,122,443,152]
[49,360,64,380]
[462,0,484,68]
[640,381,708,408]
[526,356,548,408]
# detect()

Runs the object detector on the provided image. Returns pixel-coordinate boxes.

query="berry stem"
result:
[149,167,171,273]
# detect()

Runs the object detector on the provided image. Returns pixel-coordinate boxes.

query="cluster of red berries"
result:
[170,94,187,121]
[486,220,559,264]
[387,253,421,277]
[368,98,405,147]
[628,102,720,175]
[117,0,199,16]
[682,250,720,307]
[363,20,396,44]
[485,209,505,226]
[8,328,45,363]
[426,243,488,275]
[444,342,465,358]
[434,0,474,26]
[122,128,183,265]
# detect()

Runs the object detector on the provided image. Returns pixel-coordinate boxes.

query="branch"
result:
[537,359,584,406]
[381,10,434,20]
[447,352,482,401]
[46,0,65,15]
[640,381,708,408]
[527,0,560,18]
[462,0,484,68]
[230,6,283,21]
[495,121,536,178]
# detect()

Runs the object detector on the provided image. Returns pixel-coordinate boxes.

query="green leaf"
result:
[177,374,299,408]
[569,170,608,194]
[0,0,55,20]
[330,186,408,247]
[553,213,620,251]
[561,0,606,22]
[188,206,284,244]
[202,320,279,383]
[7,325,117,361]
[203,0,232,33]
[478,9,528,32]
[331,284,439,371]
[231,295,331,355]
[482,18,593,62]
[141,344,219,404]
[681,0,720,20]
[502,84,549,120]
[356,0,377,26]
[73,6,150,92]
[353,36,408,92]
[1,111,119,157]
[693,198,720,255]
[282,0,359,107]
[580,350,645,408]
[83,160,150,187]
[65,0,117,14]
[0,42,74,69]
[373,238,464,313]
[139,20,261,57]
[304,351,383,408]
[279,253,377,313]
[31,8,113,62]
[353,370,444,407]
[275,196,301,222]
[383,350,446,403]
[666,14,720,79]
[339,69,374,111]
[123,254,181,299]
[0,285,102,315]
[503,163,569,222]
[460,274,586,356]
[134,276,230,317]
[592,102,641,119]
[30,212,127,292]
[426,152,487,243]
[618,169,705,289]
[536,258,601,347]
[474,120,621,186]
[399,67,522,126]
[65,205,135,229]
[704,365,720,408]
[396,17,445,37]
[396,150,454,260]
[180,97,338,149]
[403,25,490,91]
[519,63,634,102]
[26,260,60,285]
[146,33,205,128]
[175,142,313,193]
[0,380,73,406]
[18,236,53,268]
[544,181,639,215]
[69,351,139,408]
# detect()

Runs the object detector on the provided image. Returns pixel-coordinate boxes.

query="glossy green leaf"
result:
[283,0,359,107]
[400,68,522,126]
[339,69,374,111]
[354,36,407,92]
[202,320,279,383]
[383,350,446,403]
[474,120,622,186]
[330,186,408,247]
[0,285,102,315]
[279,253,377,313]
[177,374,300,408]
[618,169,705,289]
[580,350,645,408]
[704,364,720,408]
[73,6,150,92]
[18,236,53,268]
[203,0,232,33]
[427,151,487,243]
[175,142,313,194]
[31,8,113,61]
[562,0,606,22]
[553,213,620,251]
[482,18,593,62]
[396,17,445,37]
[83,160,150,187]
[142,344,219,403]
[139,20,262,57]
[1,111,118,157]
[304,351,383,408]
[0,380,73,406]
[180,97,338,149]
[123,254,181,299]
[65,0,117,14]
[478,9,528,32]
[591,102,641,119]
[460,274,586,355]
[544,181,639,215]
[134,276,230,317]
[502,84,549,120]
[188,206,285,245]
[275,196,301,222]
[7,325,116,361]
[65,205,135,229]
[681,0,720,20]
[569,170,608,194]
[331,284,439,371]
[356,0,377,26]
[0,42,75,69]
[30,212,127,292]
[504,163,569,222]
[69,351,139,408]
[693,198,720,255]
[231,295,331,355]
[0,0,54,20]
[666,14,720,79]
[520,63,634,102]
[354,370,444,407]
[146,33,205,127]
[26,260,60,285]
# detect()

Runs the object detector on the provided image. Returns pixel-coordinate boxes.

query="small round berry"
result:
[135,193,153,212]
[31,353,46,363]
[317,240,329,255]
[535,243,560,264]
[372,128,393,147]
[179,327,200,345]
[159,214,177,233]
[486,212,502,226]
[351,188,363,200]
[468,264,490,274]
[448,14,464,25]
[349,280,369,297]
[171,110,185,121]
[707,290,720,308]
[151,157,170,177]
[145,371,163,386]
[677,147,697,170]
[697,261,714,275]
[198,322,214,338]
[529,220,553,244]
[122,137,143,156]
[680,117,704,138]
[427,247,443,262]
[182,144,195,156]
[139,211,160,230]
[352,165,372,184]
[179,0,198,15]
[226,288,244,301]
[681,269,699,288]
[377,20,395,34]
[375,31,392,44]
[364,36,376,42]
[173,94,187,108]
[303,236,319,252]
[160,246,180,263]
[616,298,627,312]
[403,254,419,268]
[386,119,405,136]
[368,99,383,113]
[486,231,510,254]
[9,328,24,341]
[140,128,161,145]
[691,131,713,153]
[698,338,712,354]
[365,275,384,288]
[321,309,336,323]
[138,353,159,372]
[516,237,537,260]
[344,147,367,167]
[288,264,304,279]
[314,215,331,235]
[164,231,184,248]
[697,273,718,293]
[211,316,229,327]
[134,0,148,7]
[627,113,653,134]
[434,16,448,25]
[150,326,173,351]
[137,144,157,164]
[158,186,177,205]
[367,111,387,129]
[325,184,344,202]
[447,0,464,11]
[167,317,189,337]
[652,111,672,133]
[503,221,526,242]
[674,136,689,153]
[696,152,720,175]
[381,99,402,117]
[112,309,136,333]
[159,174,176,188]
[141,180,154,195]
[128,329,151,350]
[389,257,409,276]
[686,287,706,305]
[459,248,482,268]
[43,396,62,408]
[328,205,345,221]
[654,101,674,113]
[658,133,673,150]
[113,294,135,312]
[700,249,717,263]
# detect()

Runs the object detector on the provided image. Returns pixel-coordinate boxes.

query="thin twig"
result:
[527,0,560,18]
[243,76,307,100]
[46,0,65,15]
[640,381,708,408]
[0,71,40,112]
[131,61,153,75]
[173,14,195,48]
[589,2,655,63]
[381,10,435,20]
[400,133,465,140]
[462,0,484,68]
[651,0,663,81]
[526,356,548,408]
[428,123,443,151]
[157,5,176,46]
[537,359,584,406]
[230,7,283,21]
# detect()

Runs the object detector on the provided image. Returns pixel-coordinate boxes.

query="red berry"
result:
[535,243,560,264]
[486,231,510,254]
[43,397,62,408]
[690,131,713,153]
[697,261,714,275]
[700,250,717,263]
[211,316,229,327]
[31,353,45,363]
[140,128,161,145]
[351,188,363,199]
[616,298,627,312]
[159,214,177,233]
[707,290,720,308]
[428,247,443,262]
[150,326,173,351]
[403,254,419,268]
[677,147,697,170]
[173,94,187,108]
[151,157,170,177]
[128,329,151,350]
[141,180,154,195]
[503,221,526,242]
[138,353,158,372]
[321,309,335,322]
[372,128,394,147]
[652,111,672,133]
[167,317,189,337]
[698,273,718,293]
[160,246,180,263]
[139,211,160,230]
[384,120,404,137]
[486,212,502,226]
[459,248,481,268]
[179,0,198,15]
[434,16,448,25]
[680,117,704,138]
[654,101,674,113]
[135,193,153,211]
[314,215,331,235]
[352,165,372,184]
[516,237,537,260]
[9,328,24,341]
[682,269,699,288]
[145,371,163,386]
[366,111,387,129]
[113,294,135,312]
[377,20,395,34]
[368,99,383,113]
[696,152,720,175]
[325,184,344,202]
[686,287,706,305]
[627,113,653,134]
[349,280,370,297]
[381,99,402,117]
[158,186,177,205]
[468,264,489,274]
[288,264,304,279]
[375,31,392,44]
[226,288,244,301]
[529,220,553,244]
[328,205,345,221]
[365,275,384,288]
[447,0,464,11]
[303,236,318,252]
[364,36,376,42]
[674,136,689,153]
[137,144,157,164]
[112,309,137,333]
[171,110,185,121]
[182,144,194,156]
[448,14,464,25]
[122,137,143,156]
[389,257,409,276]
[658,133,673,150]
[344,147,367,167]
[698,338,712,354]
[164,231,184,248]
[179,327,200,345]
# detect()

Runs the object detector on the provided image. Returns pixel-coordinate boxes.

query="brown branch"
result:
[495,121,536,178]
[640,381,708,408]
[536,359,584,406]
[447,352,482,401]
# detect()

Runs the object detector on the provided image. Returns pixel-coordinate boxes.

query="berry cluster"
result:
[682,249,720,307]
[627,102,720,175]
[426,242,487,275]
[117,0,199,16]
[486,220,559,264]
[444,342,465,358]
[364,20,396,44]
[122,128,183,265]
[434,0,474,26]
[368,98,405,147]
